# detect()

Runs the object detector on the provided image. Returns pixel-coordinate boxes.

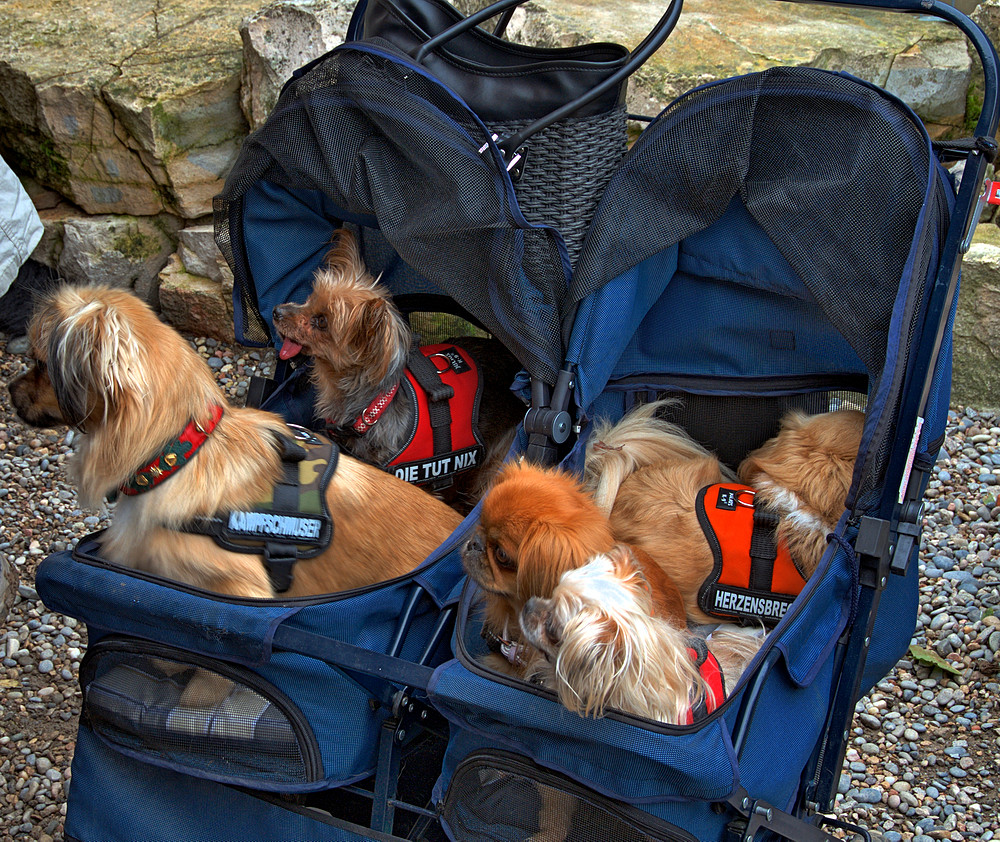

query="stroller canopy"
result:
[565,66,951,508]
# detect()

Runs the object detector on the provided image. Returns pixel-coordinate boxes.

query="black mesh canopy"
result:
[216,38,571,385]
[572,67,947,382]
[568,67,951,507]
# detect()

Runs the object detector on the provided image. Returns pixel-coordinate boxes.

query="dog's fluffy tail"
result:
[584,399,735,515]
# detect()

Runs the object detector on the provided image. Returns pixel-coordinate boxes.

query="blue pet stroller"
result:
[34,0,1000,839]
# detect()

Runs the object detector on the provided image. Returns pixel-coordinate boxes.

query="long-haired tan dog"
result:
[585,400,864,625]
[520,545,763,724]
[8,284,462,599]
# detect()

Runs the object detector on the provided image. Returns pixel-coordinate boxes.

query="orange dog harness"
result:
[695,483,807,626]
[385,343,486,489]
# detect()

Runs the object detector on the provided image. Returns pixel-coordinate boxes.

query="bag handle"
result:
[413,0,530,62]
[411,0,684,159]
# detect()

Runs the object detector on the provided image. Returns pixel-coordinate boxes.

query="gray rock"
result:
[240,0,354,129]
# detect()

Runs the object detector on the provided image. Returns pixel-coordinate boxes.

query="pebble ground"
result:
[0,332,997,841]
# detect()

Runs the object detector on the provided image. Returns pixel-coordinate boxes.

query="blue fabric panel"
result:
[240,180,347,346]
[253,649,387,784]
[679,198,811,300]
[39,544,468,787]
[434,730,731,841]
[66,726,373,841]
[732,648,838,809]
[568,247,678,409]
[583,271,862,401]
[568,198,868,410]
[428,659,739,804]
[773,518,854,688]
[36,552,296,667]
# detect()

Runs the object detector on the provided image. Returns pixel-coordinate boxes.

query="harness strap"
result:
[686,637,725,723]
[747,504,781,592]
[264,436,308,592]
[179,429,337,594]
[406,345,454,457]
[695,483,805,626]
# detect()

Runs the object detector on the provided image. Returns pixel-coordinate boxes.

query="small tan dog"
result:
[585,401,864,625]
[520,545,764,724]
[271,228,525,512]
[461,461,686,677]
[8,284,463,600]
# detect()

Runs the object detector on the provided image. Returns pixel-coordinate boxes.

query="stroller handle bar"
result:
[411,0,684,158]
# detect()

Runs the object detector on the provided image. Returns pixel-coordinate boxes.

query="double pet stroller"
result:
[34,0,1000,839]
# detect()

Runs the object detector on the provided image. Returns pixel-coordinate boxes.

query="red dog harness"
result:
[383,343,486,488]
[695,483,807,626]
[686,638,725,724]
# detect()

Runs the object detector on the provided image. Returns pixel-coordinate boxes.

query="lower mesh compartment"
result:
[442,750,697,842]
[82,643,320,786]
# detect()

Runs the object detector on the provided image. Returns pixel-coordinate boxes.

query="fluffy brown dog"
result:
[271,228,526,512]
[461,461,686,677]
[520,545,764,724]
[8,284,463,600]
[584,401,864,625]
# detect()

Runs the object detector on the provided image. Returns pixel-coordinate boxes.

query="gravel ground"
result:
[0,331,998,842]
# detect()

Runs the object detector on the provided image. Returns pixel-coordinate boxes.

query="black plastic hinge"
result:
[854,516,892,589]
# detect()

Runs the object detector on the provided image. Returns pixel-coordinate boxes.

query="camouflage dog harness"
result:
[695,483,807,627]
[184,426,336,593]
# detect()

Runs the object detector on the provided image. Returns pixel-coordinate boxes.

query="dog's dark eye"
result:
[493,546,516,571]
[311,314,328,331]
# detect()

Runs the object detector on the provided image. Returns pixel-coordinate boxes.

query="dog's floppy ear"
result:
[605,545,646,589]
[42,296,147,429]
[516,521,591,601]
[354,294,410,382]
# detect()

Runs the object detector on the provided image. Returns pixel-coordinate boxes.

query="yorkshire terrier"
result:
[271,228,526,512]
[584,400,864,626]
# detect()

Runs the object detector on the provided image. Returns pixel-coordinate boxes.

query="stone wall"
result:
[3,0,1000,405]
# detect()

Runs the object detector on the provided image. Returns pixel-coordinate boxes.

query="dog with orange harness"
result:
[584,400,864,626]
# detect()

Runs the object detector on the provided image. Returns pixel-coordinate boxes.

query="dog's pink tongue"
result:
[278,338,303,360]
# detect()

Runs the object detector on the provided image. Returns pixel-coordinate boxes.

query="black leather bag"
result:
[357,0,631,123]
[352,0,682,263]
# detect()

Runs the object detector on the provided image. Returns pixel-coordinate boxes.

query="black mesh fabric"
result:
[625,386,868,471]
[83,652,312,785]
[572,67,933,381]
[216,38,591,385]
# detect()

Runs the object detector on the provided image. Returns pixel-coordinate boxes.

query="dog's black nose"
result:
[464,534,484,555]
[272,304,291,322]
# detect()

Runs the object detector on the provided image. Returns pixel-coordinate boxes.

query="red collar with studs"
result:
[118,404,224,496]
